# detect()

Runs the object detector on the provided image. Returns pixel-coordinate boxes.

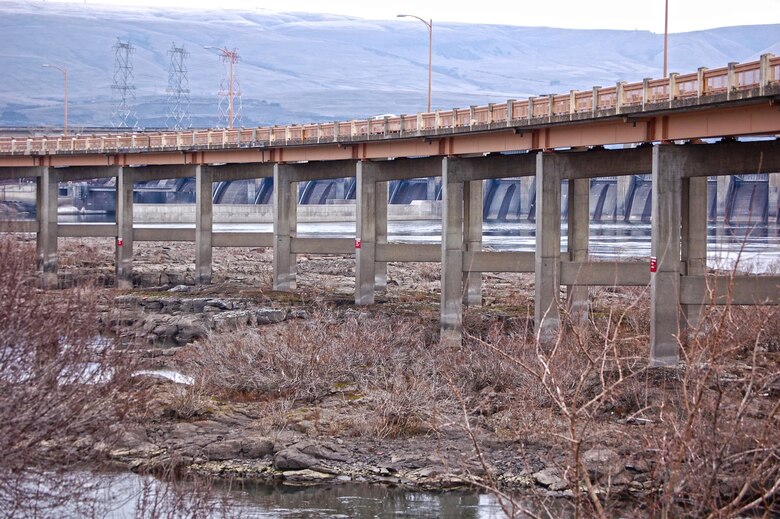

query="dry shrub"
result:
[178,308,448,436]
[466,282,778,518]
[643,301,780,517]
[0,237,138,515]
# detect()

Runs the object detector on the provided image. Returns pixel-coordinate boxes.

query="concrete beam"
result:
[124,164,196,182]
[360,157,441,181]
[0,220,38,232]
[0,167,43,181]
[283,160,358,182]
[650,144,684,366]
[449,153,536,182]
[134,227,195,241]
[463,251,534,272]
[681,276,780,305]
[213,232,273,248]
[547,146,653,180]
[291,237,354,255]
[205,163,274,182]
[377,244,440,263]
[675,139,780,178]
[54,166,121,181]
[560,261,650,286]
[58,223,117,238]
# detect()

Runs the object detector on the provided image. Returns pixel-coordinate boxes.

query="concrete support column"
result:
[681,175,708,329]
[650,145,683,366]
[463,179,483,306]
[441,157,464,344]
[375,180,388,290]
[534,153,562,337]
[273,164,297,291]
[355,161,379,305]
[567,177,590,321]
[195,165,213,285]
[115,168,134,289]
[36,167,58,288]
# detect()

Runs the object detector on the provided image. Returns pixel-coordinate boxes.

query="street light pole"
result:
[397,14,433,113]
[663,0,669,77]
[42,64,68,136]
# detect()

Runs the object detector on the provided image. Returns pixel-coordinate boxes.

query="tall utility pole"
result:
[397,14,433,113]
[205,46,241,129]
[42,63,68,136]
[663,0,669,77]
[111,38,137,128]
[166,43,191,130]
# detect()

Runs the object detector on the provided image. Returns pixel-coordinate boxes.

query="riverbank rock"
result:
[112,292,293,345]
[533,467,569,491]
[582,447,623,478]
[274,440,351,471]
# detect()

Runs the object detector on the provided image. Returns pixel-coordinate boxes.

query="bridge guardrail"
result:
[2,54,777,156]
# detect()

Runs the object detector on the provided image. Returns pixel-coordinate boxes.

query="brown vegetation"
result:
[0,237,139,516]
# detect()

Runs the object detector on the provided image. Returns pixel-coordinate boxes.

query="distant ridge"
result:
[0,0,778,128]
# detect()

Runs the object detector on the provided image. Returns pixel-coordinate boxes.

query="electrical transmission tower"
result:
[111,39,137,129]
[206,46,242,129]
[166,43,191,130]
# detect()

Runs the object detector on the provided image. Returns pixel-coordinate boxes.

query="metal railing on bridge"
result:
[1,55,777,156]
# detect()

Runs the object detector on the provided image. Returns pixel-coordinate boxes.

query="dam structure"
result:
[1,55,780,366]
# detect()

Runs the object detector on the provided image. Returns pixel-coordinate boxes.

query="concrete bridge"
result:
[2,55,780,366]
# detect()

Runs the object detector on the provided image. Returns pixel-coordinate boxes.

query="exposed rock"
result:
[273,440,350,470]
[582,447,624,479]
[255,308,287,324]
[281,469,335,481]
[533,467,569,490]
[241,435,275,458]
[205,439,243,461]
[273,447,320,470]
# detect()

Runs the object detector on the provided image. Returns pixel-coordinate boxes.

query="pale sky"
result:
[44,0,780,33]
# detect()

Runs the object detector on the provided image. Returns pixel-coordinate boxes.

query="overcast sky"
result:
[44,0,780,33]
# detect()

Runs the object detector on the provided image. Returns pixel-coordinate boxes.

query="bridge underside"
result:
[1,139,779,366]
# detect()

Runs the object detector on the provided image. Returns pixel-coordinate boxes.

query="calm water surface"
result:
[89,473,513,519]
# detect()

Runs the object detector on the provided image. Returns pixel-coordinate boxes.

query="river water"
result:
[82,472,512,518]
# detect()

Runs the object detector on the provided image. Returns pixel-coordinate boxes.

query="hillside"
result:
[0,0,778,129]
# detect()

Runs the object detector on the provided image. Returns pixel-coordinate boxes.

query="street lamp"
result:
[397,14,433,113]
[42,64,68,136]
[204,45,240,129]
[663,0,669,77]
